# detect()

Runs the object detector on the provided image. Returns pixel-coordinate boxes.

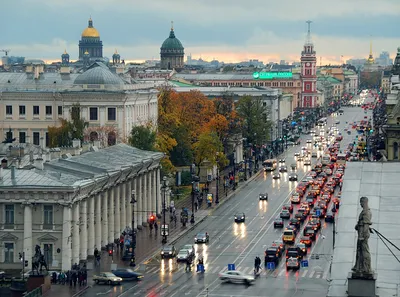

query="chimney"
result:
[34,158,44,170]
[72,139,81,148]
[29,151,34,163]
[1,158,7,169]
[11,165,16,180]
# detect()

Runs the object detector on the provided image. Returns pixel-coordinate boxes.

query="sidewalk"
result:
[43,283,89,297]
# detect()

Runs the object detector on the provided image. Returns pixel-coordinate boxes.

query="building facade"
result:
[0,62,160,148]
[0,144,164,271]
[78,18,103,60]
[344,70,359,95]
[160,23,184,70]
[300,22,318,108]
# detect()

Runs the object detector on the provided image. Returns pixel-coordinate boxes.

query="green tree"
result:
[235,96,271,145]
[128,125,157,151]
[69,104,89,141]
[193,131,228,175]
[170,125,193,166]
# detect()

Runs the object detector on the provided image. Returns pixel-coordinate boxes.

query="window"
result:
[5,204,14,225]
[45,132,49,147]
[89,107,98,121]
[33,132,40,145]
[43,244,53,266]
[4,242,14,263]
[19,132,26,144]
[58,106,63,116]
[107,107,116,121]
[306,84,310,90]
[43,205,53,228]
[19,105,26,116]
[6,105,12,115]
[33,106,40,116]
[45,106,52,116]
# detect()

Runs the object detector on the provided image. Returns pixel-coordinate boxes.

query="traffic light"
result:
[149,215,155,224]
[108,249,113,257]
[19,253,23,262]
[24,260,28,267]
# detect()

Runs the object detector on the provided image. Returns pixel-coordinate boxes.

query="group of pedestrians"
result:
[51,263,87,287]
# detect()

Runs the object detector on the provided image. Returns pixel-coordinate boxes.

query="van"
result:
[282,229,295,244]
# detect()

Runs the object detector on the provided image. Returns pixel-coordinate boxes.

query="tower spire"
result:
[306,20,313,44]
[171,20,174,31]
[369,39,373,56]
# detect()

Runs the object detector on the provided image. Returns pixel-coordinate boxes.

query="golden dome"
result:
[81,17,100,38]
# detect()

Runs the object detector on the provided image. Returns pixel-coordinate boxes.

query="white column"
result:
[156,168,161,215]
[142,173,148,225]
[120,183,126,231]
[95,194,102,250]
[114,186,120,238]
[88,196,95,256]
[72,202,80,265]
[62,205,72,271]
[137,176,143,228]
[126,181,132,228]
[108,189,115,243]
[102,191,109,246]
[147,172,152,215]
[23,204,33,271]
[152,170,157,215]
[80,199,88,260]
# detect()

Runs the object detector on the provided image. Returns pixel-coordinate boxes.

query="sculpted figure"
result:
[352,196,373,275]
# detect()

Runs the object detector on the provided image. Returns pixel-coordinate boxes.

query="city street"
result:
[79,103,369,297]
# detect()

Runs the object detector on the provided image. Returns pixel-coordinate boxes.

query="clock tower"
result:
[300,20,318,108]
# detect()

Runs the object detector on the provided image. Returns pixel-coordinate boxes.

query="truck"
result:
[263,159,277,171]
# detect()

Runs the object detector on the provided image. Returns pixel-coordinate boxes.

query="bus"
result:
[263,159,277,171]
[336,153,347,165]
[318,118,327,127]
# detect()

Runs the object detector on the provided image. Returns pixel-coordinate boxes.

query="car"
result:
[300,236,312,247]
[325,211,335,223]
[282,229,296,244]
[295,212,306,222]
[311,152,318,158]
[290,193,301,204]
[290,164,297,171]
[264,247,281,266]
[297,155,304,161]
[282,204,293,213]
[182,244,195,256]
[286,247,302,260]
[304,159,311,166]
[177,249,191,262]
[234,213,246,223]
[296,243,308,256]
[305,229,316,240]
[111,269,143,281]
[195,232,209,244]
[289,218,301,228]
[286,257,300,270]
[272,172,281,179]
[160,245,177,258]
[294,152,300,157]
[306,139,312,144]
[274,217,284,228]
[279,158,286,163]
[279,166,288,172]
[335,121,340,124]
[259,193,268,200]
[305,197,315,207]
[288,173,298,181]
[219,270,255,284]
[93,272,123,285]
[280,209,291,219]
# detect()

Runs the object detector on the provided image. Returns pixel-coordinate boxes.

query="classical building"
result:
[160,23,184,70]
[0,61,161,148]
[0,144,164,271]
[344,70,359,95]
[300,21,318,108]
[78,18,103,61]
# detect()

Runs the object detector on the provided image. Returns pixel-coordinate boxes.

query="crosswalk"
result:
[141,264,330,280]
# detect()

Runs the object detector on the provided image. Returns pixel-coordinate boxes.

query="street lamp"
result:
[215,153,220,204]
[161,176,168,244]
[129,190,137,267]
[190,175,199,224]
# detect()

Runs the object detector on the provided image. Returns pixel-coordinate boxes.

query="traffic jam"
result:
[265,118,347,272]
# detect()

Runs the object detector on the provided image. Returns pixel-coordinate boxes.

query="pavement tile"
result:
[43,284,89,297]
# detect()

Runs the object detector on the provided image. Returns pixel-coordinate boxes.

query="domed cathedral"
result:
[160,21,185,70]
[79,17,103,60]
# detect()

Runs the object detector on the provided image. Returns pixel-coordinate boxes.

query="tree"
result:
[193,131,226,175]
[69,104,89,141]
[48,119,71,148]
[170,125,193,166]
[235,96,271,145]
[128,124,157,151]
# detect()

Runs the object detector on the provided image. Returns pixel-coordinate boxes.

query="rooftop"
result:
[328,162,400,297]
[173,73,301,81]
[172,86,281,97]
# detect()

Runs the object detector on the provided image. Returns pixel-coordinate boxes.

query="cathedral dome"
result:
[161,28,184,53]
[81,18,100,38]
[74,62,123,85]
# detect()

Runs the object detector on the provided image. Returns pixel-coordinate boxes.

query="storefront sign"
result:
[253,72,293,80]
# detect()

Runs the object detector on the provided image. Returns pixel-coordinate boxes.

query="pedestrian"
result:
[154,222,158,235]
[194,200,198,211]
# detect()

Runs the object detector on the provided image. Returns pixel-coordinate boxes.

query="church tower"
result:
[112,49,121,65]
[79,17,103,60]
[61,49,70,65]
[300,21,318,108]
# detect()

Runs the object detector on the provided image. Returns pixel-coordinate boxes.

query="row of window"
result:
[6,130,48,146]
[4,204,53,227]
[211,81,299,87]
[5,106,117,122]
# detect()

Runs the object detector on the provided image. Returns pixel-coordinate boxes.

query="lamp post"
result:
[129,190,137,267]
[233,154,236,191]
[215,153,220,204]
[161,176,168,244]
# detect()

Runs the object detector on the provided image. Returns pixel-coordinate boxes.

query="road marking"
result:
[309,270,315,278]
[278,269,285,277]
[216,244,222,249]
[133,290,142,296]
[145,284,164,297]
[301,269,308,278]
[97,289,112,295]
[241,267,251,274]
[323,263,330,279]
[146,267,158,273]
[185,291,192,295]
[219,267,226,274]
[210,266,220,273]
[315,272,321,278]
[117,285,138,297]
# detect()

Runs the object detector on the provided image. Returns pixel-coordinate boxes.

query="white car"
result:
[286,257,300,271]
[177,249,190,262]
[219,270,255,284]
[304,159,311,166]
[290,194,300,204]
[306,139,312,144]
[93,272,122,285]
[182,244,195,256]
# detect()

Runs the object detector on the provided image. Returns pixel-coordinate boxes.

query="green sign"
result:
[253,72,293,80]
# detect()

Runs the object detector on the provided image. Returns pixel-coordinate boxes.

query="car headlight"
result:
[161,251,164,254]
[235,217,237,219]
[169,252,172,254]
[194,238,197,241]
[241,217,244,219]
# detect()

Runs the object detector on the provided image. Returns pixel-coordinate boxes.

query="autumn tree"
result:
[235,96,271,145]
[48,119,71,148]
[128,124,157,151]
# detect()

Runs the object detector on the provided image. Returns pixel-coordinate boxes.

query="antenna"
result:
[171,21,174,30]
[306,20,313,44]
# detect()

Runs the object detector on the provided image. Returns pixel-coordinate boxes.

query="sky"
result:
[1,0,400,64]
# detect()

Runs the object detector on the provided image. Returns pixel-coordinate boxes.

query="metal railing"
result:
[23,285,43,297]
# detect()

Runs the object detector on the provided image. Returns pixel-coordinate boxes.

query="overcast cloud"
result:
[1,0,399,64]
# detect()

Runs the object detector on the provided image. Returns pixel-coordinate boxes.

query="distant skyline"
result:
[2,0,399,65]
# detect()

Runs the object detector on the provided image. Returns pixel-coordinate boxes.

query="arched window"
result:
[89,131,99,142]
[108,131,116,146]
[393,142,399,160]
